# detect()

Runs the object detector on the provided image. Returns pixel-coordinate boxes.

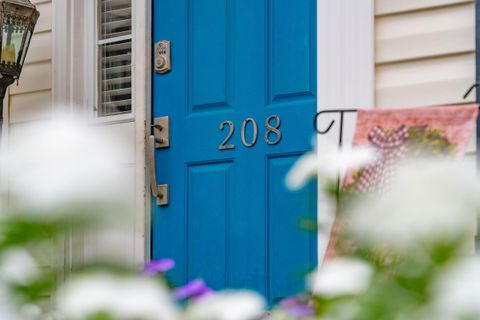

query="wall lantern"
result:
[0,0,39,100]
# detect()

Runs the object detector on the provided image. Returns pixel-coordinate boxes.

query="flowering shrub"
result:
[0,119,478,320]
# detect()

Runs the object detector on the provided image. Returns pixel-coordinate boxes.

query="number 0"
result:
[241,118,258,148]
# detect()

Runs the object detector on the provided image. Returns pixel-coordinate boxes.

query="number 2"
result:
[219,121,235,150]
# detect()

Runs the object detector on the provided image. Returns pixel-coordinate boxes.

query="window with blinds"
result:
[97,0,132,117]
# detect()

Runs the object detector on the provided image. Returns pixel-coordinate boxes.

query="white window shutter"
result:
[98,0,132,117]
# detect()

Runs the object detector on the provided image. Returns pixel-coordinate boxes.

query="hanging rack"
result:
[464,83,479,100]
[313,109,357,147]
[314,84,480,148]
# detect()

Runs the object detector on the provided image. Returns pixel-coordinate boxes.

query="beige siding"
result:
[376,0,474,17]
[3,0,55,288]
[375,0,477,150]
[8,0,53,125]
[375,0,476,108]
[375,0,478,251]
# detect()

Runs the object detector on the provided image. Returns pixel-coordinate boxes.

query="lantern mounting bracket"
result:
[0,74,14,99]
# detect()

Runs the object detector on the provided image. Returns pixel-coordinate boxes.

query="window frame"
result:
[86,0,135,124]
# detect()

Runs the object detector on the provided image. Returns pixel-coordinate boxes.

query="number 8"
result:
[265,115,282,145]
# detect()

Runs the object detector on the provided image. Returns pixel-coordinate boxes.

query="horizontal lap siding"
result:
[376,0,474,16]
[8,0,52,124]
[375,0,476,153]
[375,0,477,251]
[5,0,55,304]
[375,0,476,108]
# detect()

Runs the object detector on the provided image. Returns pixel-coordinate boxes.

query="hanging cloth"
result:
[325,104,479,260]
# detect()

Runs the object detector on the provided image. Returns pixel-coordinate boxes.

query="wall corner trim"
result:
[316,0,375,263]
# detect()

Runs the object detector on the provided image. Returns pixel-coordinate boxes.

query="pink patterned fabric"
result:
[357,125,409,194]
[324,104,479,261]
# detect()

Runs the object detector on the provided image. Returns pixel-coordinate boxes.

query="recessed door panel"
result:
[269,0,315,102]
[190,0,232,112]
[187,161,233,289]
[267,154,317,302]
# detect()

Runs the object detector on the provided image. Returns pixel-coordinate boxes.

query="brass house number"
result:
[219,115,282,150]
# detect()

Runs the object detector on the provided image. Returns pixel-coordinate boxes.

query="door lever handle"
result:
[148,135,169,206]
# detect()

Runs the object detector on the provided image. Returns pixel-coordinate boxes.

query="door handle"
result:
[148,135,169,206]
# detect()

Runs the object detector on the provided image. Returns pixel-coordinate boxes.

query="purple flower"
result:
[174,279,213,300]
[144,259,175,276]
[280,297,314,317]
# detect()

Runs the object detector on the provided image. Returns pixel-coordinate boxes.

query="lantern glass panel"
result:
[19,27,31,66]
[1,18,26,65]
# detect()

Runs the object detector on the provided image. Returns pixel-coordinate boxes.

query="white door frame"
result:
[316,0,375,262]
[52,0,375,268]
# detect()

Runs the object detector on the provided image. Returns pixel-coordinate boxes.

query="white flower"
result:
[187,290,266,320]
[348,159,480,248]
[0,285,24,320]
[0,248,39,285]
[2,116,130,213]
[19,304,42,320]
[57,273,179,320]
[310,258,373,298]
[286,143,375,190]
[432,257,480,319]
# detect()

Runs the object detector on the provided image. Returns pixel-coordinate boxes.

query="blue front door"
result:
[152,0,317,303]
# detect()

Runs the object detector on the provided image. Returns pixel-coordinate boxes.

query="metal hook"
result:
[313,109,358,148]
[463,83,479,100]
[313,116,336,134]
[313,109,357,135]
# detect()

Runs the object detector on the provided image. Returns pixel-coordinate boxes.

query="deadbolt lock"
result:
[154,40,171,74]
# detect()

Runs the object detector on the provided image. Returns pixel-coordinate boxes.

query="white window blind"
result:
[97,0,132,117]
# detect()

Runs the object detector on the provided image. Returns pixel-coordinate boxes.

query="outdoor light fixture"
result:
[0,0,39,100]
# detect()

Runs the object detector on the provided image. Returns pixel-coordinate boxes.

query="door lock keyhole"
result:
[154,41,171,74]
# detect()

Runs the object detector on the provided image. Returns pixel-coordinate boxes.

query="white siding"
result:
[2,0,55,304]
[375,0,478,251]
[375,0,476,108]
[375,0,476,153]
[8,0,53,125]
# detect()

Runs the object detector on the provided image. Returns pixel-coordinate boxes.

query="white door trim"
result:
[132,0,152,265]
[52,0,150,267]
[316,0,375,263]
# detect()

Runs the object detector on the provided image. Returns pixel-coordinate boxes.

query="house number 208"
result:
[219,115,282,150]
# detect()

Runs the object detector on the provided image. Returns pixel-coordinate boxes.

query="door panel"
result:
[269,0,315,102]
[152,0,317,302]
[267,155,317,300]
[187,161,233,289]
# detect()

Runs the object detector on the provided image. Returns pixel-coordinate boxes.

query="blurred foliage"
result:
[405,126,456,157]
[0,124,474,320]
